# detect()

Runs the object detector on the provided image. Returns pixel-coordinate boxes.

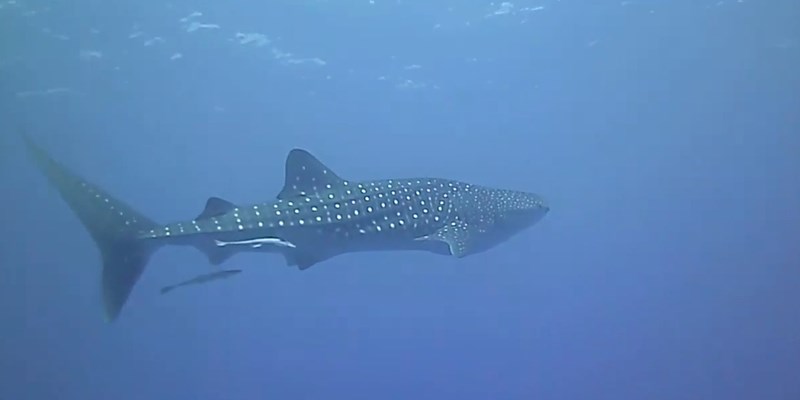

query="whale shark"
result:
[22,135,549,321]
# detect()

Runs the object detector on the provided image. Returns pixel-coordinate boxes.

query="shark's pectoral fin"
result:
[196,197,236,220]
[417,220,476,258]
[277,149,346,199]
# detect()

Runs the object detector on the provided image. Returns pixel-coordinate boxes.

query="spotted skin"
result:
[146,176,546,261]
[23,141,548,321]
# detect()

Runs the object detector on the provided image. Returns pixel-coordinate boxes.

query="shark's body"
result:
[23,136,549,321]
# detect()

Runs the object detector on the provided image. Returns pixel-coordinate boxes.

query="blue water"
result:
[2,0,799,399]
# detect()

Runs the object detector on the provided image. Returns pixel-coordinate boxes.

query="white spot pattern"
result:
[135,167,546,261]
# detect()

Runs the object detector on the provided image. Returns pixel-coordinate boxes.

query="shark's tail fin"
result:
[22,134,161,321]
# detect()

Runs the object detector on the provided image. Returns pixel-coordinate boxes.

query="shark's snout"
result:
[521,193,549,225]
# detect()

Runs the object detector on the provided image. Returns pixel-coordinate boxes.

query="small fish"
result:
[160,269,242,295]
[214,237,296,249]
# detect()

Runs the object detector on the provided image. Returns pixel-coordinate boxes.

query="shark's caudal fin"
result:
[22,134,160,321]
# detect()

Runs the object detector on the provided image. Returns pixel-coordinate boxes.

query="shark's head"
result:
[489,190,549,235]
[443,184,549,257]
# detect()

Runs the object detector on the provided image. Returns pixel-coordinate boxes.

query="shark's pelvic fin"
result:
[285,251,322,270]
[191,197,239,265]
[281,244,338,270]
[22,134,161,321]
[278,149,345,199]
[197,244,236,266]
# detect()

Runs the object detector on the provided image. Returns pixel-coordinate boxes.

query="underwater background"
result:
[1,0,798,399]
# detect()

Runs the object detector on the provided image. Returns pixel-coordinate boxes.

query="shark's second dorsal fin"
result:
[196,197,236,220]
[278,149,344,199]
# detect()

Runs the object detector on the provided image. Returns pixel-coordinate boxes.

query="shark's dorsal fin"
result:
[278,149,344,199]
[418,220,475,258]
[196,197,236,220]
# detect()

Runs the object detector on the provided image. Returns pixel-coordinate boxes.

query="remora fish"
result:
[214,237,296,249]
[22,134,549,321]
[160,269,242,295]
